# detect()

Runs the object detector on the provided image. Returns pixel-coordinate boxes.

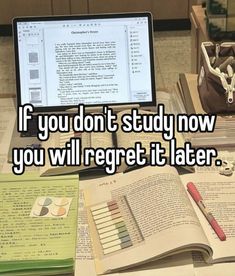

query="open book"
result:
[0,172,79,276]
[82,165,235,274]
[40,108,185,176]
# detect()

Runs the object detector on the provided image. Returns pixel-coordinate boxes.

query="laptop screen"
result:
[13,13,155,111]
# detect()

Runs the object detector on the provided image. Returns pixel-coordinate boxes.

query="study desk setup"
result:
[2,88,235,276]
[1,9,235,276]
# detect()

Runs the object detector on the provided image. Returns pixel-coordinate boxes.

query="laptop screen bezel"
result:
[13,12,156,112]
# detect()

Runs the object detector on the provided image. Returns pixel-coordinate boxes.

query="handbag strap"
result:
[214,43,235,104]
[219,72,235,104]
[202,42,235,104]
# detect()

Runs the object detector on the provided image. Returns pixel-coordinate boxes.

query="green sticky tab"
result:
[115,221,125,229]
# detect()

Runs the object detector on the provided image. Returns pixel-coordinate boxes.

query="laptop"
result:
[8,12,156,162]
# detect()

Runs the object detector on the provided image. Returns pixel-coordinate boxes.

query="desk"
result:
[1,93,235,276]
[0,96,196,276]
[1,100,235,276]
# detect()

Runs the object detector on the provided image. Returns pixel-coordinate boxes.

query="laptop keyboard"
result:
[20,116,38,137]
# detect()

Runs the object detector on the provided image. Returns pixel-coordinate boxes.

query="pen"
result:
[187,182,226,241]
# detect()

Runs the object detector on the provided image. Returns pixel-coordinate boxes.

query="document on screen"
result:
[44,26,130,105]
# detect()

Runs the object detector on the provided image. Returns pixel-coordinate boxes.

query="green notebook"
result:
[0,172,79,276]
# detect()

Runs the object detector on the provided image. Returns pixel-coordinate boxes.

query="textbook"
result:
[82,165,235,274]
[0,172,79,276]
[40,108,186,176]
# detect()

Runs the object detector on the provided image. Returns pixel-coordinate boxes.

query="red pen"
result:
[187,182,226,241]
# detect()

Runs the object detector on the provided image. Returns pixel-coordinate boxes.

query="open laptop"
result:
[8,12,156,162]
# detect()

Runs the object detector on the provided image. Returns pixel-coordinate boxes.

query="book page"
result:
[43,26,130,106]
[83,165,210,274]
[0,172,78,272]
[59,127,113,149]
[40,126,113,176]
[115,109,184,157]
[90,131,114,149]
[181,173,235,262]
[76,176,194,276]
[195,150,235,174]
[192,251,235,276]
[76,188,100,276]
[76,175,123,276]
